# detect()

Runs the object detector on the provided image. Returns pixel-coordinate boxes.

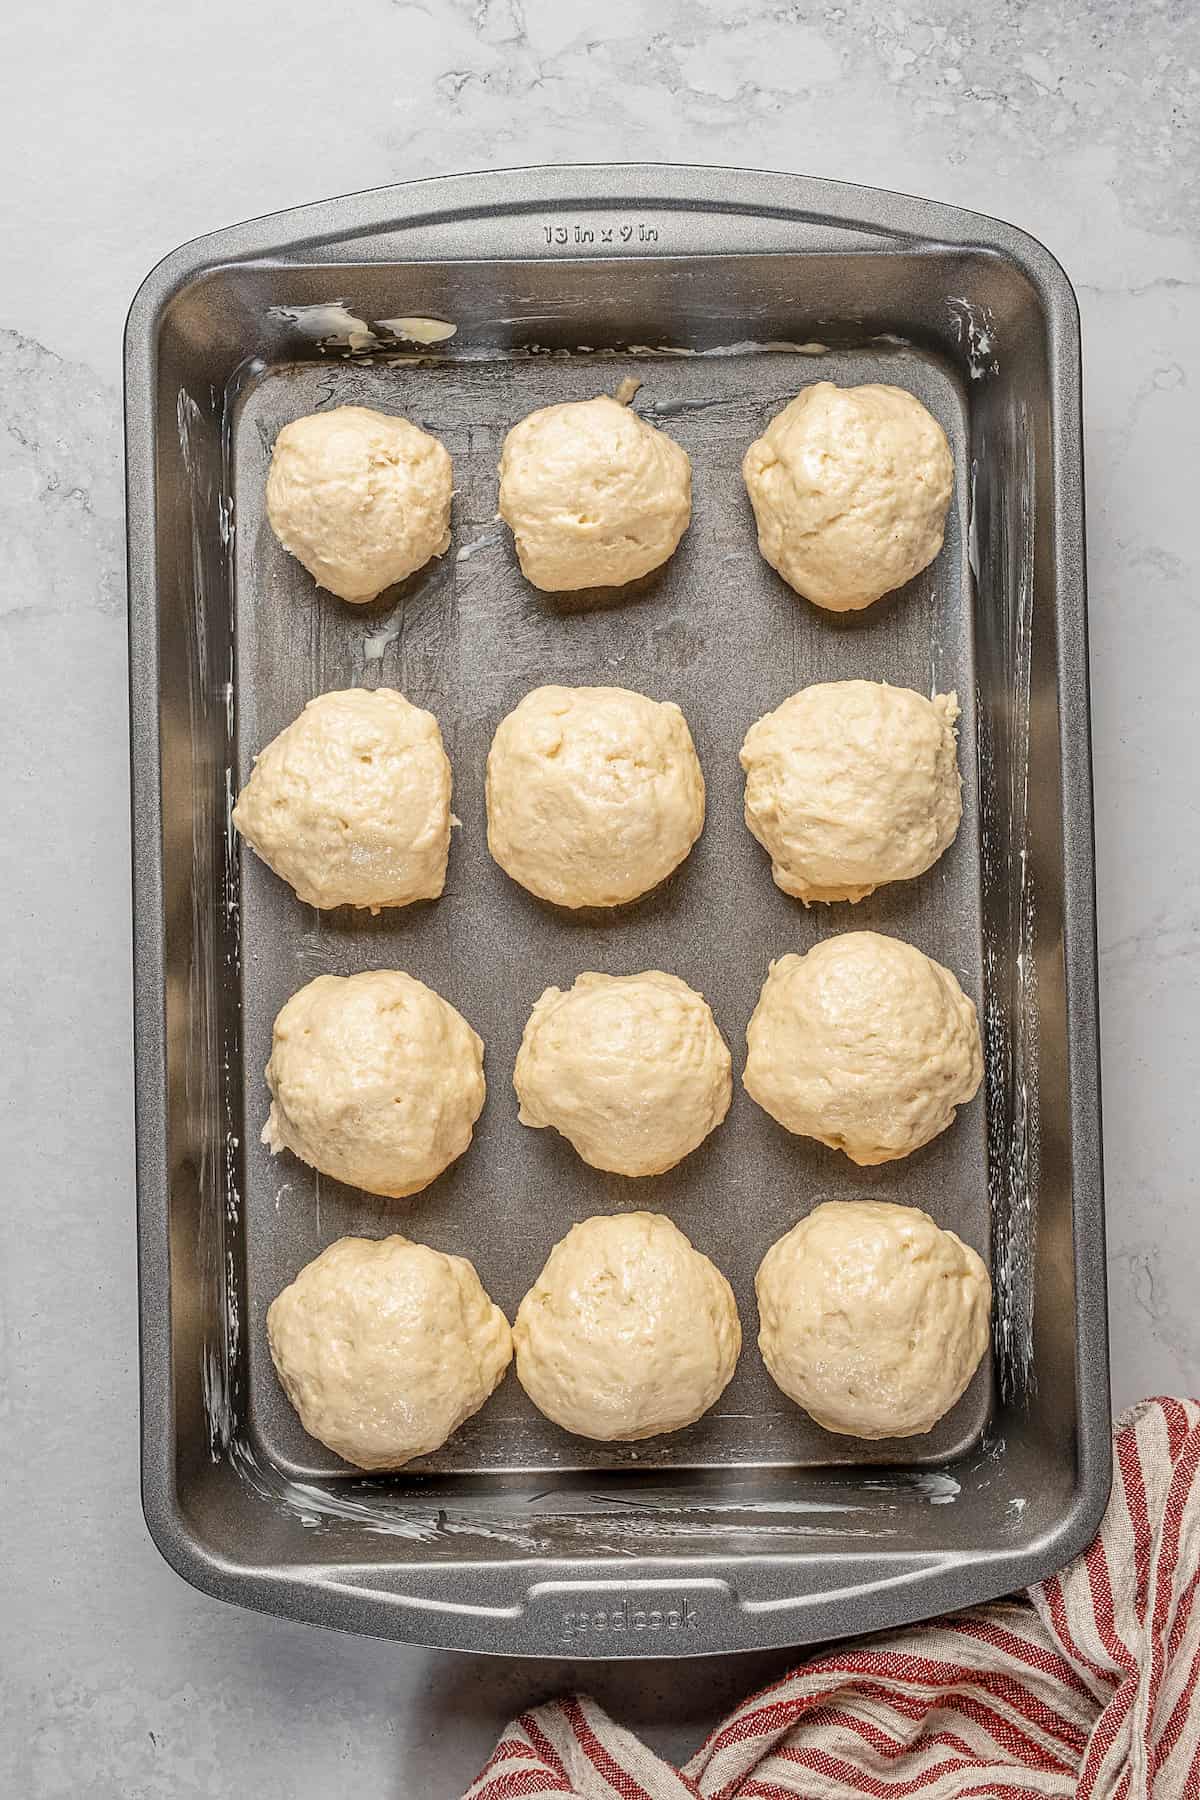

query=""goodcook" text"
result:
[560,1598,699,1641]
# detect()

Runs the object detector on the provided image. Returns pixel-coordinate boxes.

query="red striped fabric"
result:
[463,1400,1200,1800]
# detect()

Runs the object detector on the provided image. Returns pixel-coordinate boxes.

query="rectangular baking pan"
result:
[127,164,1109,1655]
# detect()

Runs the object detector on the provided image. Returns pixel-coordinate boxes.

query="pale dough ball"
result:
[267,1234,512,1469]
[232,687,452,912]
[514,1213,740,1441]
[740,681,962,904]
[742,382,954,610]
[266,405,453,603]
[498,394,691,590]
[744,932,982,1165]
[486,685,705,908]
[514,971,732,1177]
[756,1201,991,1438]
[262,971,485,1197]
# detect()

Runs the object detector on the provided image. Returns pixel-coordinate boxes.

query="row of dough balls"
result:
[265,381,954,609]
[263,944,982,1197]
[233,679,963,913]
[267,1203,991,1469]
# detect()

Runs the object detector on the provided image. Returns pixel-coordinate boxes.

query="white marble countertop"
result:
[3,1,1197,1793]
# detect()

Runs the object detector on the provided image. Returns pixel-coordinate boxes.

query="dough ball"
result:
[756,1201,991,1438]
[266,405,452,603]
[232,687,452,912]
[742,382,954,611]
[263,971,485,1197]
[744,932,982,1164]
[514,1213,740,1441]
[498,394,691,590]
[740,680,962,904]
[514,971,732,1177]
[486,685,705,907]
[267,1234,512,1469]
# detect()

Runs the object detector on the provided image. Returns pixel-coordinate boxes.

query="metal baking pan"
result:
[127,163,1109,1656]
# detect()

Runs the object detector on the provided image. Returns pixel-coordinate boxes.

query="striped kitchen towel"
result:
[464,1398,1200,1799]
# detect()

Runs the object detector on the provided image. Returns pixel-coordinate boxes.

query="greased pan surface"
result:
[235,346,986,1478]
[127,165,1109,1655]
